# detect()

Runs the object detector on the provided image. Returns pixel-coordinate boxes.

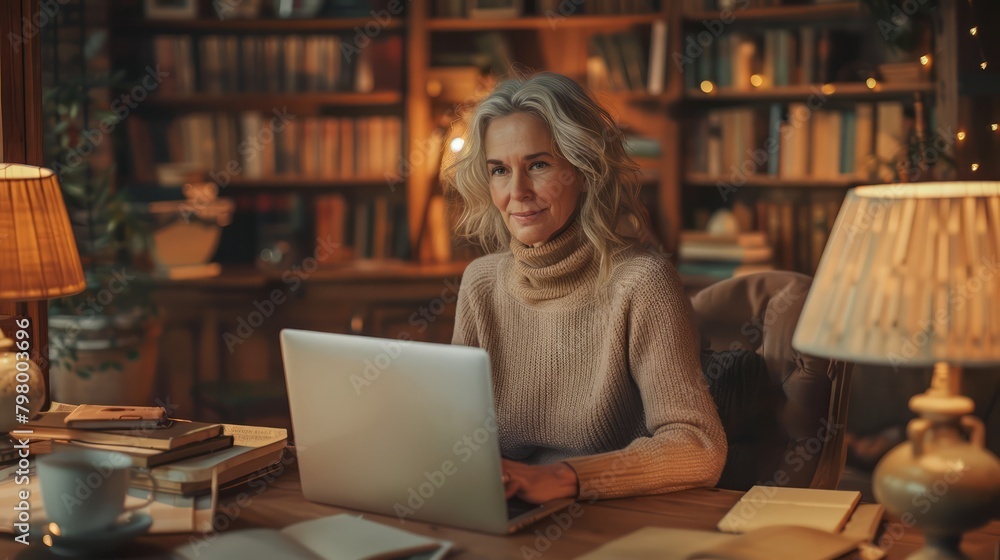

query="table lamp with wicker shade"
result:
[793,181,1000,560]
[0,164,85,431]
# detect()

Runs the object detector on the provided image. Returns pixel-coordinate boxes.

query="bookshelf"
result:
[672,0,954,276]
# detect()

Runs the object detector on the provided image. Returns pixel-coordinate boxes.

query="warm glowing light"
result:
[750,74,763,87]
[982,61,989,70]
[43,535,53,547]
[821,83,836,95]
[449,137,465,153]
[957,131,967,141]
[700,80,715,94]
[992,123,999,131]
[919,55,930,66]
[971,163,980,172]
[866,77,877,89]
[48,523,60,537]
[970,27,978,36]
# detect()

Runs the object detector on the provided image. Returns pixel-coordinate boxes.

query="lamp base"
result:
[908,535,965,560]
[873,363,1000,560]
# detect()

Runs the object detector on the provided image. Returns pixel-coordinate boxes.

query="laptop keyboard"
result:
[507,496,537,520]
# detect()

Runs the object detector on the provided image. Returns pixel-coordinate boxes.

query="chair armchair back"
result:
[691,271,852,490]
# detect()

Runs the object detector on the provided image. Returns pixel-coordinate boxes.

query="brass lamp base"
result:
[873,363,1000,560]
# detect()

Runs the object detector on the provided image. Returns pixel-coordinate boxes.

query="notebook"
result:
[172,514,452,560]
[717,486,861,534]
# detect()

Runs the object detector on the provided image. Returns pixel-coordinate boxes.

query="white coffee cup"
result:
[37,449,156,536]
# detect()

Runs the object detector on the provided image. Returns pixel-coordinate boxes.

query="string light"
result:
[970,26,978,36]
[982,61,988,70]
[821,83,836,95]
[992,123,999,131]
[866,77,877,89]
[957,131,967,141]
[919,55,930,66]
[700,80,715,94]
[971,163,980,172]
[750,74,763,88]
[449,137,465,153]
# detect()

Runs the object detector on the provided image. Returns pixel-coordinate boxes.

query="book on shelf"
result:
[24,412,224,451]
[172,513,453,560]
[587,31,662,94]
[679,242,774,264]
[151,34,400,94]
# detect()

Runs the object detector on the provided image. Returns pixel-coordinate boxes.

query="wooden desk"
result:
[2,460,998,559]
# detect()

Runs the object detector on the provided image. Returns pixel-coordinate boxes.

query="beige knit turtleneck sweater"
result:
[452,220,727,500]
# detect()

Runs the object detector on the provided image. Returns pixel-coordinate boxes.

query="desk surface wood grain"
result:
[2,463,998,559]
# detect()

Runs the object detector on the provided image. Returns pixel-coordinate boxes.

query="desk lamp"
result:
[0,164,85,431]
[793,182,1000,559]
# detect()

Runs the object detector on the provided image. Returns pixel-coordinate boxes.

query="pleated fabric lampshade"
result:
[793,181,1000,366]
[0,164,85,300]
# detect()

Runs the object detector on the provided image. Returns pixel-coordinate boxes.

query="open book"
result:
[172,514,452,560]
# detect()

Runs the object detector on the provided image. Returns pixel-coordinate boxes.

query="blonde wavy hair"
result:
[444,72,652,285]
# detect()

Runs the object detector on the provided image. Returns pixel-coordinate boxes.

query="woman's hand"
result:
[501,458,578,504]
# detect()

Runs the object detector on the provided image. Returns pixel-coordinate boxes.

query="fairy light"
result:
[449,137,465,153]
[821,83,836,95]
[750,74,763,88]
[700,80,715,94]
[971,163,980,172]
[970,26,978,36]
[919,55,930,66]
[866,77,877,89]
[991,123,999,131]
[982,61,988,70]
[957,131,967,141]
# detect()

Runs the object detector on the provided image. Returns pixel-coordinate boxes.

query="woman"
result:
[447,73,726,504]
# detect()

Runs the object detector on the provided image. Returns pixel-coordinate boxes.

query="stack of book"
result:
[677,230,775,281]
[21,410,287,498]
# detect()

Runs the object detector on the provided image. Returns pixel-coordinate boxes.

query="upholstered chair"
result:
[690,271,853,491]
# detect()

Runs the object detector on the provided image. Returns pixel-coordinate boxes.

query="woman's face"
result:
[484,112,581,248]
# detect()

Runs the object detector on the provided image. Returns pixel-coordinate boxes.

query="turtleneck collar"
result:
[507,219,599,304]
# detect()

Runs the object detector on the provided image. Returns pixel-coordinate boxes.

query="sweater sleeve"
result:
[562,256,727,500]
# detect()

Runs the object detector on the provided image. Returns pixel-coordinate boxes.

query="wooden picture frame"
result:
[466,0,522,19]
[144,0,198,19]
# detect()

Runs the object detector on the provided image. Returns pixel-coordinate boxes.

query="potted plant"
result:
[43,31,161,406]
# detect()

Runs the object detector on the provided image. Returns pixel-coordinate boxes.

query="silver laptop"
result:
[279,329,574,534]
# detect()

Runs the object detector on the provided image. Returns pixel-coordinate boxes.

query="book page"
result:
[223,424,288,447]
[281,514,446,560]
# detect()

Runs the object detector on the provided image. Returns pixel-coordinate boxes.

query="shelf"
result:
[217,177,405,193]
[142,92,403,111]
[683,82,935,104]
[113,17,404,34]
[685,173,862,189]
[427,13,661,31]
[681,2,864,26]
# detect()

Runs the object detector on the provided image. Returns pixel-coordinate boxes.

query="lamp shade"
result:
[793,181,1000,367]
[0,164,85,300]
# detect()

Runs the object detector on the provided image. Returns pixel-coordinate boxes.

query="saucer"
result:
[44,514,153,557]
